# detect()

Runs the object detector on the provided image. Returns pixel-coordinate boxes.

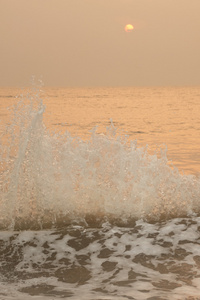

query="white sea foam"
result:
[0,217,200,299]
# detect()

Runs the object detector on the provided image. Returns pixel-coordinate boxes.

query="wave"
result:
[1,88,200,230]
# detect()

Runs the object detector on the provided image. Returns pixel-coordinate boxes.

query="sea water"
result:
[0,85,200,299]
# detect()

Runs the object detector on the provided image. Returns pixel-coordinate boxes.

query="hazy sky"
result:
[1,0,200,87]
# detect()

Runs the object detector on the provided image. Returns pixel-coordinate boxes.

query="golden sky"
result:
[1,0,200,87]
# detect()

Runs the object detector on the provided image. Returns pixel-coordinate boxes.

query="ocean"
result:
[0,85,200,299]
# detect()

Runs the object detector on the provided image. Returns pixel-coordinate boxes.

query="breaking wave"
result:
[1,88,200,230]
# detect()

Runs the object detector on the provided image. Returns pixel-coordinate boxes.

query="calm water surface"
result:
[2,86,199,173]
[41,86,200,175]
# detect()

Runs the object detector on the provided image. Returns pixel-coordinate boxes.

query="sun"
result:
[125,24,134,32]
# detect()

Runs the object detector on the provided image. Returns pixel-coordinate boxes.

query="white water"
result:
[1,86,200,300]
[0,218,200,299]
[1,88,200,230]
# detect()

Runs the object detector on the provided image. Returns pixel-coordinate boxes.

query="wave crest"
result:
[1,89,200,230]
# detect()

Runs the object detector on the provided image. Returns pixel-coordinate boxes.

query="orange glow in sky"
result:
[125,24,134,32]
